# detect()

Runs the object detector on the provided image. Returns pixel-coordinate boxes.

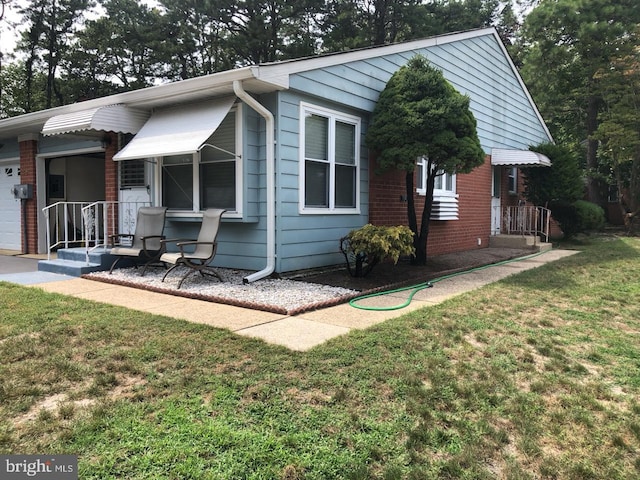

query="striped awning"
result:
[42,104,149,136]
[491,148,551,167]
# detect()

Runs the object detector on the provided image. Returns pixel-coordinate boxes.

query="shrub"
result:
[340,224,415,277]
[550,200,605,239]
[575,200,605,231]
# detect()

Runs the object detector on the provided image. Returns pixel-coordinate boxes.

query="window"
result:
[300,103,360,212]
[120,159,146,188]
[415,156,459,220]
[160,107,241,214]
[508,167,517,194]
[416,157,456,196]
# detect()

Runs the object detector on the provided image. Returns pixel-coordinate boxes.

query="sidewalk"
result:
[0,249,578,351]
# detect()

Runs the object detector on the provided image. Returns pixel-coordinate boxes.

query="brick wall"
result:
[104,132,119,238]
[369,156,493,256]
[19,138,38,254]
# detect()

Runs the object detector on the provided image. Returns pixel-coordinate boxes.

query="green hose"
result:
[349,250,547,311]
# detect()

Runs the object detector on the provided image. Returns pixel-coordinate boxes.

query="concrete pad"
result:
[0,271,73,285]
[236,317,351,351]
[297,303,400,329]
[37,278,119,295]
[38,278,286,331]
[143,299,285,331]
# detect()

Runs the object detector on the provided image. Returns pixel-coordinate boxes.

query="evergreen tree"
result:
[519,0,640,210]
[366,56,484,265]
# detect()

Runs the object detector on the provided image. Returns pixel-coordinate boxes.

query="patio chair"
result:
[160,208,225,288]
[108,206,168,275]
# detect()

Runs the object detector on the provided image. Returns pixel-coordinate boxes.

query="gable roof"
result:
[0,28,550,142]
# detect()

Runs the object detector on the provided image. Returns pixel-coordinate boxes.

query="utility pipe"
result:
[233,80,276,284]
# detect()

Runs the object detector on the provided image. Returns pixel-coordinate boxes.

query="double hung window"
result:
[301,103,360,213]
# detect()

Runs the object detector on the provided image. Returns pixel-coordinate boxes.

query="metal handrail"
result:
[43,200,151,264]
[42,201,93,260]
[499,205,551,243]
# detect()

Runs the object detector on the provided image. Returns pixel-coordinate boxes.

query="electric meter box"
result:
[12,184,34,199]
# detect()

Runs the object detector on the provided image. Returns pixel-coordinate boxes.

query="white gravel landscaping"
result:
[85,266,358,314]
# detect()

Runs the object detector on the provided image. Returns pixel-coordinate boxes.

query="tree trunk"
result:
[411,159,436,266]
[586,95,605,208]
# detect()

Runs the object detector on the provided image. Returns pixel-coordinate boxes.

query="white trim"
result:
[299,102,361,214]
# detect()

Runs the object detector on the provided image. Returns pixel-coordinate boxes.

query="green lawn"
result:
[1,235,639,479]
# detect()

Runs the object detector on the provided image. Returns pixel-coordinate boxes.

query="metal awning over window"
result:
[491,148,551,167]
[113,96,235,161]
[42,104,149,136]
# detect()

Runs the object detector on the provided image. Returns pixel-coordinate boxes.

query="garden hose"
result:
[349,250,547,311]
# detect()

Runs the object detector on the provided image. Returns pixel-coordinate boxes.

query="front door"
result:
[491,166,501,235]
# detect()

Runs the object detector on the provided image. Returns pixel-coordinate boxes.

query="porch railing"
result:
[43,201,151,263]
[497,205,551,243]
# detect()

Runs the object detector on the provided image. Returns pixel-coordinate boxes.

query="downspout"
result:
[233,80,276,284]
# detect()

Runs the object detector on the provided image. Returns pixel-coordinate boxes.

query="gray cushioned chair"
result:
[160,208,225,288]
[108,206,167,275]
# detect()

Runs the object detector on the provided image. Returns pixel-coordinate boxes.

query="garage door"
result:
[0,163,22,251]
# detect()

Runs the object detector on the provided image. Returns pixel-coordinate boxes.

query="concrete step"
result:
[38,248,118,277]
[490,235,552,252]
[38,258,104,276]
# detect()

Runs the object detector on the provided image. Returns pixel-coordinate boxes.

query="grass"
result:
[1,235,639,479]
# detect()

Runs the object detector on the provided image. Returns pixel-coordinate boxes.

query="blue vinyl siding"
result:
[162,97,272,272]
[274,31,550,273]
[274,90,369,272]
[289,34,551,153]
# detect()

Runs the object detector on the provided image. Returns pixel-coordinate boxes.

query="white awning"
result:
[42,104,149,136]
[491,148,551,167]
[113,96,235,161]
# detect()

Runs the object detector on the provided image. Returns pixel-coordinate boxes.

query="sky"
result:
[1,1,26,56]
[0,0,161,59]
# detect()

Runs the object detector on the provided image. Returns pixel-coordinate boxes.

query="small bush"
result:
[340,224,415,277]
[550,200,605,239]
[574,200,605,231]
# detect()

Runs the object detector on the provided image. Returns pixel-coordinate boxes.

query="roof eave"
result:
[0,67,286,138]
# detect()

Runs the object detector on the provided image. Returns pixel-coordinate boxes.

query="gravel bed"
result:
[85,266,358,315]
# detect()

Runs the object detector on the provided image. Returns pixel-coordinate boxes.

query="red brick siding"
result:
[369,156,492,256]
[104,133,119,238]
[19,139,38,253]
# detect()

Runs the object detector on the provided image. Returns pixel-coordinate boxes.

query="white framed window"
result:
[159,106,242,216]
[416,157,456,196]
[416,156,459,220]
[300,102,360,214]
[508,167,518,194]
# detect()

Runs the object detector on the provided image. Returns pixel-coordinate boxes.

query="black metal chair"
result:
[160,208,225,288]
[108,206,167,275]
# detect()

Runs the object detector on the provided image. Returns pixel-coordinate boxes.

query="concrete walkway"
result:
[0,249,578,351]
